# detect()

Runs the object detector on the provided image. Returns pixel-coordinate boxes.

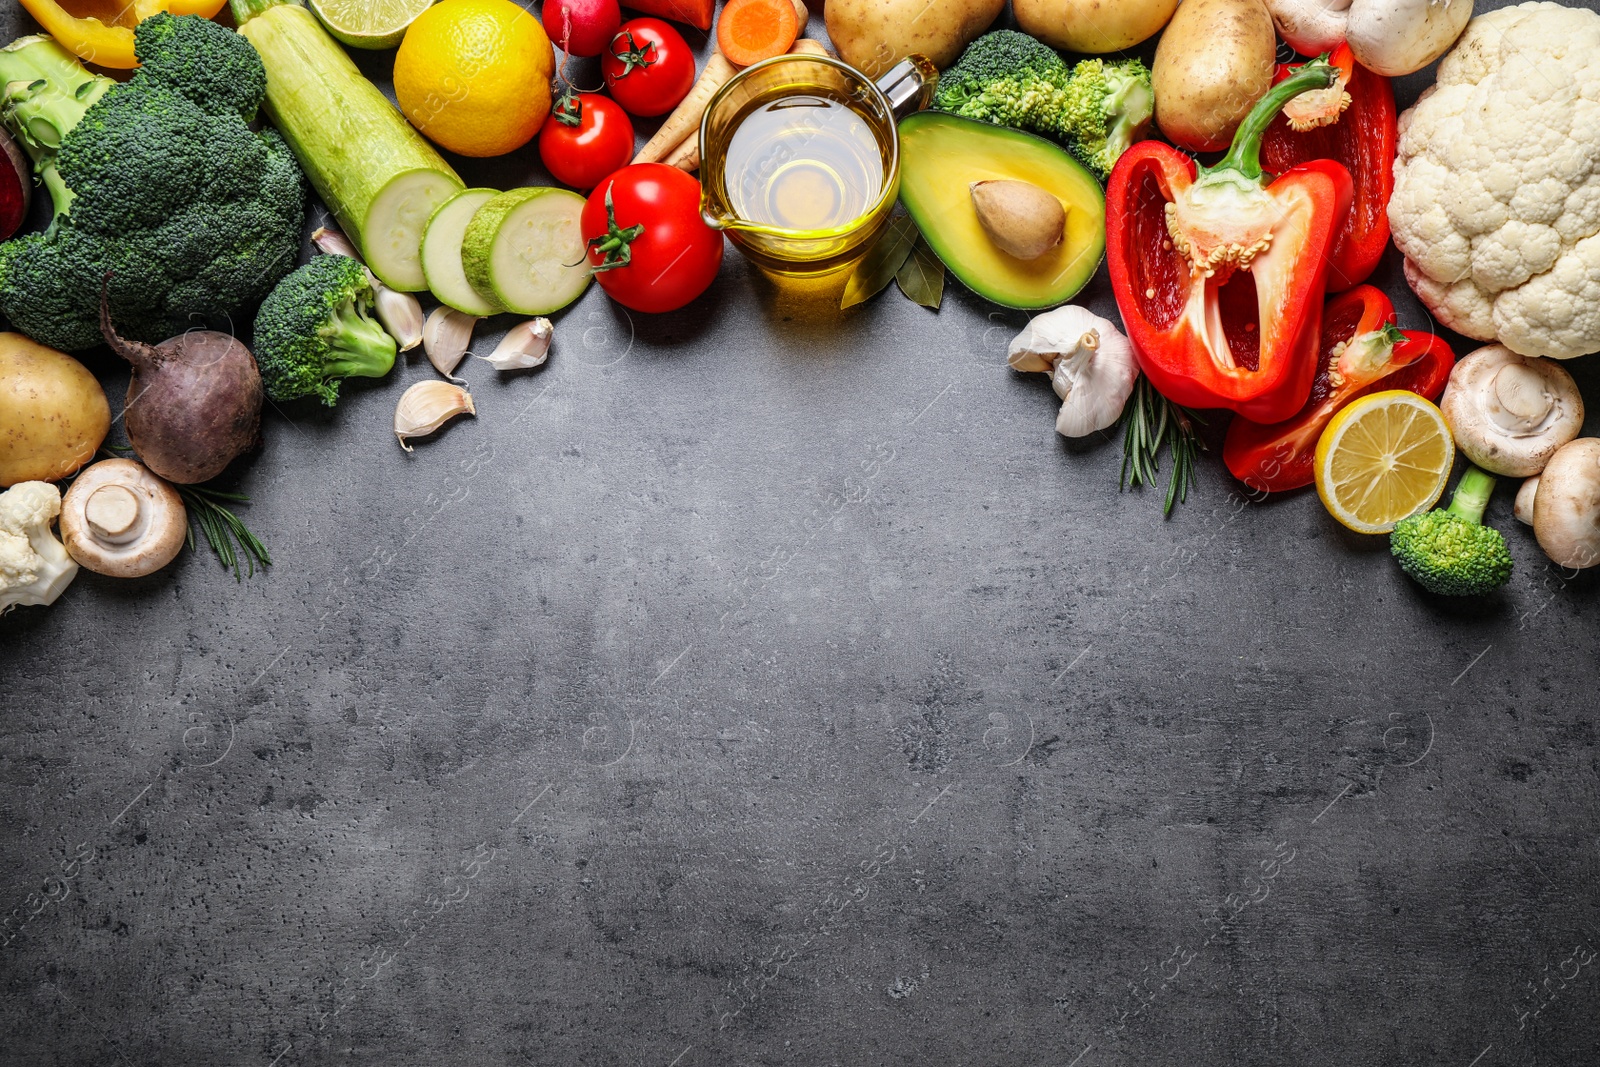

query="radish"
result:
[0,127,30,241]
[543,0,622,57]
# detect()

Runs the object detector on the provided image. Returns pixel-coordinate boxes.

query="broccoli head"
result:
[1390,466,1514,597]
[0,15,305,352]
[932,31,1153,178]
[253,256,397,407]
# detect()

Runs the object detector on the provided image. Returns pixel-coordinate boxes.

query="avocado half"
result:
[897,112,1106,310]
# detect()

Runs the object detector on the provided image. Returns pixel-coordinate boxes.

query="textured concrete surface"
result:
[3,2,1599,1065]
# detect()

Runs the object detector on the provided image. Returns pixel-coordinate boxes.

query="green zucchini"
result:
[422,188,504,316]
[231,0,463,292]
[460,188,591,317]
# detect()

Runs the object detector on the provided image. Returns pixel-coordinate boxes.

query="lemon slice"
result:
[1314,390,1455,534]
[311,0,435,49]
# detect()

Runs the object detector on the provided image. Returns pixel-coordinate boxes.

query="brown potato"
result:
[1152,0,1276,152]
[824,0,1003,76]
[1015,0,1179,53]
[0,332,110,488]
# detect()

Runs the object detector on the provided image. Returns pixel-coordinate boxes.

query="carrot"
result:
[633,52,738,165]
[622,0,713,32]
[716,0,801,67]
[786,37,830,57]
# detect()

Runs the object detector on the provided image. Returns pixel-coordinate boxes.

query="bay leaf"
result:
[840,215,918,310]
[895,235,945,309]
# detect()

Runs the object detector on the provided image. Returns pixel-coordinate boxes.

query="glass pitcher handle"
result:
[875,54,938,119]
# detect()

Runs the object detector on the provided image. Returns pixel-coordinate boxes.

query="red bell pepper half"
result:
[1222,284,1455,493]
[1259,43,1396,292]
[1106,61,1353,426]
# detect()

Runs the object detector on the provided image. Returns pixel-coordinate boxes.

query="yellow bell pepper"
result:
[17,0,228,70]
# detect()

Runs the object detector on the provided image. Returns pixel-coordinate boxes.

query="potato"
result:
[0,332,111,488]
[1152,0,1276,152]
[824,0,1003,76]
[1015,0,1178,53]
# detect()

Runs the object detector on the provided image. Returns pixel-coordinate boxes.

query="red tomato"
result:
[601,18,695,117]
[539,91,635,191]
[581,163,724,313]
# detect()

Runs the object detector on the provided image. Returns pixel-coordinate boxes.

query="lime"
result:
[311,0,436,49]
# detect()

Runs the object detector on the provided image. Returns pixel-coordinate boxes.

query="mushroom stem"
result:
[85,483,141,543]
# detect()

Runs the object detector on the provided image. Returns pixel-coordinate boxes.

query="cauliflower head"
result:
[0,480,78,613]
[1389,2,1600,360]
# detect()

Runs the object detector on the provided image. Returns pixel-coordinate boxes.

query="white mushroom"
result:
[1531,438,1600,569]
[1262,0,1473,76]
[1008,306,1140,437]
[1513,475,1538,525]
[59,459,187,578]
[1439,345,1582,478]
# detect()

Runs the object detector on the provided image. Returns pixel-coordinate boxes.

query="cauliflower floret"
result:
[1390,1,1600,359]
[0,481,78,613]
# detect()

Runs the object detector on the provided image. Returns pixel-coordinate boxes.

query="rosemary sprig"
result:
[175,485,271,580]
[1119,375,1204,517]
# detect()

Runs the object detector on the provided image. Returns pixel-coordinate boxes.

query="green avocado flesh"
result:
[897,112,1106,310]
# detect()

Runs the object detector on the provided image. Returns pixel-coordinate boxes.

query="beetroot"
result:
[0,127,30,241]
[543,0,622,57]
[99,289,262,485]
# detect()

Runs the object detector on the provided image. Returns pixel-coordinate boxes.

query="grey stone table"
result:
[3,1,1597,1064]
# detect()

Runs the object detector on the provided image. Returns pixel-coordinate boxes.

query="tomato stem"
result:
[585,183,645,273]
[608,30,656,77]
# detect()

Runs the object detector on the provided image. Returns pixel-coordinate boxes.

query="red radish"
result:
[0,128,30,241]
[543,0,623,58]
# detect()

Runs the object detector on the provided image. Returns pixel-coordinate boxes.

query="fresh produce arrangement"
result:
[1,0,1597,620]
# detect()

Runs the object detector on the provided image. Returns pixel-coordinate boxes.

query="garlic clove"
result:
[394,381,475,452]
[480,318,553,371]
[376,287,424,353]
[311,227,361,260]
[423,307,480,382]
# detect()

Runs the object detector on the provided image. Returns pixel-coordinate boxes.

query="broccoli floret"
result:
[0,15,304,352]
[133,10,267,120]
[253,256,397,407]
[932,31,1153,178]
[1390,466,1514,596]
[1058,58,1154,179]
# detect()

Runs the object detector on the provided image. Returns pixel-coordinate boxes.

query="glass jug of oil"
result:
[699,54,936,281]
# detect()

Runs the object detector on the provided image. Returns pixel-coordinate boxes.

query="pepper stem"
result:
[1209,59,1338,181]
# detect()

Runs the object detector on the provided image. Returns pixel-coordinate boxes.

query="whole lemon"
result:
[395,0,555,158]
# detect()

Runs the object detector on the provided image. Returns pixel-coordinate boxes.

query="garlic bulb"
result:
[394,381,475,451]
[481,318,552,371]
[423,307,480,382]
[312,227,423,353]
[1008,306,1139,437]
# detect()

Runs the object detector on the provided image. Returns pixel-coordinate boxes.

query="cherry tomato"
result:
[581,163,724,314]
[601,18,695,118]
[539,90,635,191]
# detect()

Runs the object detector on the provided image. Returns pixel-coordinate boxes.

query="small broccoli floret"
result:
[931,32,1153,178]
[253,256,398,406]
[933,30,1068,113]
[0,15,304,352]
[1058,58,1154,179]
[133,11,267,120]
[1390,466,1514,596]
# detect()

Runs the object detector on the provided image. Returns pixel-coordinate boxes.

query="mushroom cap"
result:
[1439,345,1583,477]
[60,458,187,577]
[1532,438,1600,570]
[1513,475,1539,525]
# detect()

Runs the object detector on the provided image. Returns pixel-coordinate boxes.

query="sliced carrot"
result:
[716,0,801,68]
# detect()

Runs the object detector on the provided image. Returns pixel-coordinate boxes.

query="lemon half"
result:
[1313,390,1455,535]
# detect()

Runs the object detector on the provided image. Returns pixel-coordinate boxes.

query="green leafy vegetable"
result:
[841,215,918,309]
[895,236,945,309]
[1119,376,1203,517]
[253,255,397,406]
[1389,466,1513,596]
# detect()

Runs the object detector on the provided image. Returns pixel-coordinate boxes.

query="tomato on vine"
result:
[539,87,635,191]
[581,163,724,314]
[601,18,694,117]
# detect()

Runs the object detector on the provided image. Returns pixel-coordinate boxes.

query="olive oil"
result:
[722,94,887,232]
